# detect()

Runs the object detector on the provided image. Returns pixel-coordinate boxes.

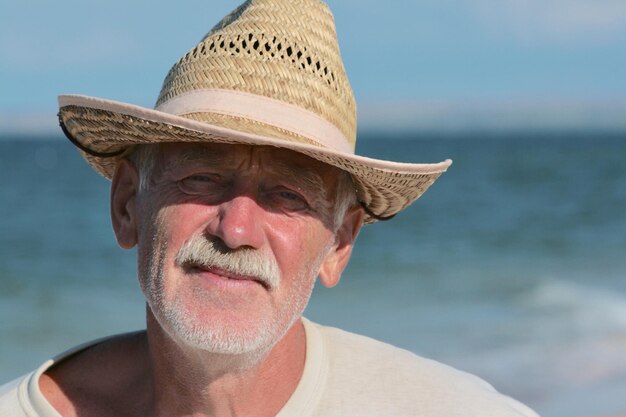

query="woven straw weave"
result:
[61,104,445,223]
[58,0,451,223]
[156,0,356,149]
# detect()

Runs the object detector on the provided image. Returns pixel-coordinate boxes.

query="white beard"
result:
[139,231,327,360]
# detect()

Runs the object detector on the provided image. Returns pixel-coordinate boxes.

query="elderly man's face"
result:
[111,143,361,357]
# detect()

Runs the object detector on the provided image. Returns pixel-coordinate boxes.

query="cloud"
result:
[469,0,626,43]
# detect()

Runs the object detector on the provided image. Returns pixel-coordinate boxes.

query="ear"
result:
[319,206,365,288]
[110,159,139,249]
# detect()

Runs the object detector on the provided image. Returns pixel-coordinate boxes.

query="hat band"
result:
[155,89,353,154]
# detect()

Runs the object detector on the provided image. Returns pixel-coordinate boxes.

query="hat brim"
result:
[58,94,452,223]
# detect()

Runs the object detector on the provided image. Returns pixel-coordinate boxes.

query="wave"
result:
[451,279,626,416]
[522,279,626,338]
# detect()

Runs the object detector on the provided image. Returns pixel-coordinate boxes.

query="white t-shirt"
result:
[0,319,539,416]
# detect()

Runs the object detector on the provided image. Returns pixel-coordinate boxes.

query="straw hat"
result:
[58,0,451,223]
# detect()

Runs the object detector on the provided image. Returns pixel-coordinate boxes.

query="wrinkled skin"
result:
[112,142,364,361]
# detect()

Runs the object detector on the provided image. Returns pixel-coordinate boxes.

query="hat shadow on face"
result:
[59,0,452,224]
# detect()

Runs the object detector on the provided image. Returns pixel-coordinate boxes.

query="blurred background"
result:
[1,1,625,416]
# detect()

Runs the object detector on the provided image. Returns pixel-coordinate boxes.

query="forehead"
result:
[158,142,341,185]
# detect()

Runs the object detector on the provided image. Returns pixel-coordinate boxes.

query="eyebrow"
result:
[164,146,333,208]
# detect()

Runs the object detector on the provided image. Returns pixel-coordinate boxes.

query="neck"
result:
[144,308,307,417]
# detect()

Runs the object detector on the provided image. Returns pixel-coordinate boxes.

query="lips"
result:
[186,263,270,290]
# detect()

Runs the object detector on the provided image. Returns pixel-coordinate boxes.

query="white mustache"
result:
[175,236,281,290]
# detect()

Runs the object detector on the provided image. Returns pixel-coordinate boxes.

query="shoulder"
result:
[313,323,539,417]
[0,331,146,417]
[43,331,149,416]
[0,375,29,416]
[0,370,58,417]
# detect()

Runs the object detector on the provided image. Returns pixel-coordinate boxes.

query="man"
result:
[0,0,539,416]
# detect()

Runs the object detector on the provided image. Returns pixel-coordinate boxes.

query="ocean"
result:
[1,132,625,416]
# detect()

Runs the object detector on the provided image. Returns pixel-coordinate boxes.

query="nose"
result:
[205,194,265,250]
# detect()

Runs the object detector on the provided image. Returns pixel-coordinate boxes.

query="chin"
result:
[155,300,295,357]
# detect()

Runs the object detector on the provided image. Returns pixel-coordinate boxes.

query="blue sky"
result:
[1,0,626,133]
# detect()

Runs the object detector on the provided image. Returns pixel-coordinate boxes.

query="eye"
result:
[177,174,224,195]
[279,190,302,201]
[268,187,311,212]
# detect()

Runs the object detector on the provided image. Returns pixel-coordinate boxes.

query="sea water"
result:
[1,133,625,417]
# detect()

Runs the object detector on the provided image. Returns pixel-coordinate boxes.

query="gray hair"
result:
[126,144,358,230]
[127,144,160,193]
[332,170,358,230]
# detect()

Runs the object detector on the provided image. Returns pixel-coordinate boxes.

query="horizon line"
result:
[2,99,626,136]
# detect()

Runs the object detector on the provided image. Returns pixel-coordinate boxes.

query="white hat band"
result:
[155,89,353,154]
